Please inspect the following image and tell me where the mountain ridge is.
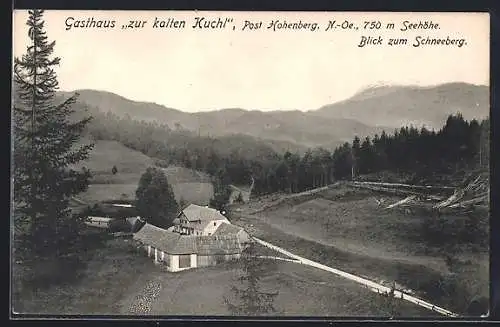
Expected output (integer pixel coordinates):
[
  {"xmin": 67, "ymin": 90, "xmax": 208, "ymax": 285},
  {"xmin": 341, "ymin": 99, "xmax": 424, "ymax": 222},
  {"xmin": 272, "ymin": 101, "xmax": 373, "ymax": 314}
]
[{"xmin": 57, "ymin": 82, "xmax": 489, "ymax": 150}]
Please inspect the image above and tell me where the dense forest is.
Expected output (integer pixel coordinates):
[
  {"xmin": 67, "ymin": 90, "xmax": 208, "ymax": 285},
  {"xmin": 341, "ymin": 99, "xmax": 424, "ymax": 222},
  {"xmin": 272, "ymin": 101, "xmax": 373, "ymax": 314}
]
[{"xmin": 83, "ymin": 107, "xmax": 489, "ymax": 198}]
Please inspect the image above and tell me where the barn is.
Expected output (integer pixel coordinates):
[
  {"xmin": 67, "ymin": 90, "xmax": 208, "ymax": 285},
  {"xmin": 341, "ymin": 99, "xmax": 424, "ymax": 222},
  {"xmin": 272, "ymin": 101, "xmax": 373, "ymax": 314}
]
[{"xmin": 133, "ymin": 222, "xmax": 251, "ymax": 272}]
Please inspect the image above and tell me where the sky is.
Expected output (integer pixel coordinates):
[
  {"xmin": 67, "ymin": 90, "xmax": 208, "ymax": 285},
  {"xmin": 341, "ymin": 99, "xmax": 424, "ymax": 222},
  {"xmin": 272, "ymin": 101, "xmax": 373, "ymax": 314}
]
[{"xmin": 12, "ymin": 10, "xmax": 489, "ymax": 112}]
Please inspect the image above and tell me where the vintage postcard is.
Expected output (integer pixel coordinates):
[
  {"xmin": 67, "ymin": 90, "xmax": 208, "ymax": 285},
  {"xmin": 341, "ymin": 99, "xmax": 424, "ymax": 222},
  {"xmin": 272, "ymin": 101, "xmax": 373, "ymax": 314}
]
[{"xmin": 11, "ymin": 10, "xmax": 490, "ymax": 318}]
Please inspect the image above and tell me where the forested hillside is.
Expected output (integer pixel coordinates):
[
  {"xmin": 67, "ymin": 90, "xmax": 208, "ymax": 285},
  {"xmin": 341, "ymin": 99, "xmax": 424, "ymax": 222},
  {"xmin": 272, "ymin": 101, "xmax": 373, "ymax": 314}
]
[{"xmin": 80, "ymin": 97, "xmax": 489, "ymax": 198}]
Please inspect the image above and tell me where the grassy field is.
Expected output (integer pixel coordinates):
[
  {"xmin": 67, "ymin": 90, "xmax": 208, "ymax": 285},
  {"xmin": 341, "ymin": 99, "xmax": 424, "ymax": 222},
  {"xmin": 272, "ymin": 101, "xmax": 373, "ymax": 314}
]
[
  {"xmin": 12, "ymin": 233, "xmax": 432, "ymax": 317},
  {"xmin": 72, "ymin": 139, "xmax": 155, "ymax": 174},
  {"xmin": 229, "ymin": 183, "xmax": 489, "ymax": 316},
  {"xmin": 73, "ymin": 140, "xmax": 214, "ymax": 206}
]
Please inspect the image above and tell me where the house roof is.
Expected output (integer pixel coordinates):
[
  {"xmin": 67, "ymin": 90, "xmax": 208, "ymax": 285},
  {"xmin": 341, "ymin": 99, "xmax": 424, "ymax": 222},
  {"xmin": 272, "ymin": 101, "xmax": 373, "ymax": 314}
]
[
  {"xmin": 213, "ymin": 223, "xmax": 252, "ymax": 244},
  {"xmin": 213, "ymin": 222, "xmax": 244, "ymax": 235},
  {"xmin": 179, "ymin": 204, "xmax": 229, "ymax": 223},
  {"xmin": 133, "ymin": 223, "xmax": 245, "ymax": 255},
  {"xmin": 134, "ymin": 223, "xmax": 184, "ymax": 252},
  {"xmin": 195, "ymin": 235, "xmax": 243, "ymax": 255},
  {"xmin": 126, "ymin": 217, "xmax": 146, "ymax": 233}
]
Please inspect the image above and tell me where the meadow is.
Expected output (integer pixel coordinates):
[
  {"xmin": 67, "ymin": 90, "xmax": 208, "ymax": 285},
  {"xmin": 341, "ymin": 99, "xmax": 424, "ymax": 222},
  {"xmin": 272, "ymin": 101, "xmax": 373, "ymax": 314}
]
[
  {"xmin": 73, "ymin": 140, "xmax": 214, "ymax": 206},
  {"xmin": 12, "ymin": 234, "xmax": 432, "ymax": 317},
  {"xmin": 229, "ymin": 183, "xmax": 489, "ymax": 315}
]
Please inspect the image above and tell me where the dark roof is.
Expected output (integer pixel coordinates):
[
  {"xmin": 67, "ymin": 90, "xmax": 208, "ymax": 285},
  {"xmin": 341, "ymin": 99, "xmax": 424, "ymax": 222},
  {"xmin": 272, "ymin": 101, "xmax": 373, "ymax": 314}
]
[
  {"xmin": 195, "ymin": 235, "xmax": 243, "ymax": 255},
  {"xmin": 133, "ymin": 223, "xmax": 184, "ymax": 252},
  {"xmin": 133, "ymin": 223, "xmax": 245, "ymax": 255},
  {"xmin": 127, "ymin": 217, "xmax": 146, "ymax": 233},
  {"xmin": 179, "ymin": 204, "xmax": 229, "ymax": 223}
]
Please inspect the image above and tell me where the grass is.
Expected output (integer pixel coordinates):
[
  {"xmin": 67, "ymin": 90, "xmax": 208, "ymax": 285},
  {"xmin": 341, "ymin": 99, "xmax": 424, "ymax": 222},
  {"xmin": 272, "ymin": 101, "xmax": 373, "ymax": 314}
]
[
  {"xmin": 78, "ymin": 182, "xmax": 214, "ymax": 206},
  {"xmin": 229, "ymin": 183, "xmax": 489, "ymax": 316},
  {"xmin": 12, "ymin": 233, "xmax": 432, "ymax": 317},
  {"xmin": 171, "ymin": 182, "xmax": 214, "ymax": 206},
  {"xmin": 12, "ymin": 234, "xmax": 156, "ymax": 315},
  {"xmin": 72, "ymin": 140, "xmax": 214, "ymax": 206},
  {"xmin": 146, "ymin": 260, "xmax": 432, "ymax": 317},
  {"xmin": 72, "ymin": 140, "xmax": 155, "ymax": 174}
]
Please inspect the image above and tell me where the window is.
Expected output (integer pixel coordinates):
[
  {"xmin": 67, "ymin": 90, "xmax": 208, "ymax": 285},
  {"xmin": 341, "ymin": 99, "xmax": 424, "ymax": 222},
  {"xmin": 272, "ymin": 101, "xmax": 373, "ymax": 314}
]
[{"xmin": 214, "ymin": 222, "xmax": 216, "ymax": 226}]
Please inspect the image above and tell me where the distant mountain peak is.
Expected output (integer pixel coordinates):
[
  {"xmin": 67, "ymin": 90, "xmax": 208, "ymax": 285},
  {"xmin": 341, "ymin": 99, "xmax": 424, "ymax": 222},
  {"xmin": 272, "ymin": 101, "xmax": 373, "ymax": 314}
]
[{"xmin": 316, "ymin": 82, "xmax": 488, "ymax": 130}]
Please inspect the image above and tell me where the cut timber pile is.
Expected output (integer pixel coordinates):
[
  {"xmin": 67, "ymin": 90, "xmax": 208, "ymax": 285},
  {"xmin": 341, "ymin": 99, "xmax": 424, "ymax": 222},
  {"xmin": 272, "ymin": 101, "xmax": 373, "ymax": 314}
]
[
  {"xmin": 351, "ymin": 181, "xmax": 450, "ymax": 200},
  {"xmin": 352, "ymin": 172, "xmax": 489, "ymax": 213},
  {"xmin": 434, "ymin": 173, "xmax": 489, "ymax": 211}
]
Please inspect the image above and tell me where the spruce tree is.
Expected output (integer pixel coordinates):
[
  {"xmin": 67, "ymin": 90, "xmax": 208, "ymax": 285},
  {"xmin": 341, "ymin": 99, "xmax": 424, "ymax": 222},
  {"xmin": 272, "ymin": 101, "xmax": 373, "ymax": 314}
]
[
  {"xmin": 224, "ymin": 242, "xmax": 279, "ymax": 315},
  {"xmin": 13, "ymin": 10, "xmax": 94, "ymax": 255}
]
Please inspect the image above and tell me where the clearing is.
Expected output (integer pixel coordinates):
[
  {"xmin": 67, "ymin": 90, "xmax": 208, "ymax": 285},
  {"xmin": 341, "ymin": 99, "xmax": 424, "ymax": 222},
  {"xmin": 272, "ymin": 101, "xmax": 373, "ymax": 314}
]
[
  {"xmin": 229, "ymin": 182, "xmax": 489, "ymax": 315},
  {"xmin": 72, "ymin": 140, "xmax": 214, "ymax": 205},
  {"xmin": 12, "ymin": 234, "xmax": 433, "ymax": 317}
]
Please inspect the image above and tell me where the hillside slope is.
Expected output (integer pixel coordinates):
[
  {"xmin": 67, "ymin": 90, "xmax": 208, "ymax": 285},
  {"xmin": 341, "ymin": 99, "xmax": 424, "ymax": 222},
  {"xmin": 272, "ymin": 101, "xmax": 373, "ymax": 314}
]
[
  {"xmin": 73, "ymin": 140, "xmax": 214, "ymax": 206},
  {"xmin": 58, "ymin": 82, "xmax": 488, "ymax": 149},
  {"xmin": 315, "ymin": 83, "xmax": 489, "ymax": 130},
  {"xmin": 59, "ymin": 89, "xmax": 387, "ymax": 149}
]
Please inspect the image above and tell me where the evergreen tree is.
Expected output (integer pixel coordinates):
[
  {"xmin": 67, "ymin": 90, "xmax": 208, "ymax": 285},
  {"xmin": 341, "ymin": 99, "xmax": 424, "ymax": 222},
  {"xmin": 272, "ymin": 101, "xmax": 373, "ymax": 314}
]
[
  {"xmin": 359, "ymin": 136, "xmax": 373, "ymax": 174},
  {"xmin": 209, "ymin": 168, "xmax": 232, "ymax": 211},
  {"xmin": 351, "ymin": 136, "xmax": 361, "ymax": 179},
  {"xmin": 135, "ymin": 167, "xmax": 179, "ymax": 228},
  {"xmin": 224, "ymin": 242, "xmax": 279, "ymax": 315},
  {"xmin": 13, "ymin": 9, "xmax": 94, "ymax": 255},
  {"xmin": 479, "ymin": 118, "xmax": 490, "ymax": 168}
]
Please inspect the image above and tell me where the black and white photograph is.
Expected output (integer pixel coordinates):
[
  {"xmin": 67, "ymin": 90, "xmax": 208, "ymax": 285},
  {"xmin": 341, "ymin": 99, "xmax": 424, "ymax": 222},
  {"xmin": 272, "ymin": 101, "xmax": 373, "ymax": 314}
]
[{"xmin": 11, "ymin": 10, "xmax": 490, "ymax": 318}]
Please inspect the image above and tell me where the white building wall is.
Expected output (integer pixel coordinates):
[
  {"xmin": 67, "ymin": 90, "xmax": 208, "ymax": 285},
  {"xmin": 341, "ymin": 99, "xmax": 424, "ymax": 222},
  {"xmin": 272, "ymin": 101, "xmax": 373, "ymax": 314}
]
[
  {"xmin": 202, "ymin": 220, "xmax": 228, "ymax": 236},
  {"xmin": 170, "ymin": 255, "xmax": 179, "ymax": 272},
  {"xmin": 190, "ymin": 254, "xmax": 197, "ymax": 268}
]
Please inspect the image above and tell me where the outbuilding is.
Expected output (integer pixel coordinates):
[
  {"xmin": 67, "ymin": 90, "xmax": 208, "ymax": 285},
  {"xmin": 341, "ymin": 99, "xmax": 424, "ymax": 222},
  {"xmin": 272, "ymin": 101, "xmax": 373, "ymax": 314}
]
[{"xmin": 133, "ymin": 222, "xmax": 251, "ymax": 272}]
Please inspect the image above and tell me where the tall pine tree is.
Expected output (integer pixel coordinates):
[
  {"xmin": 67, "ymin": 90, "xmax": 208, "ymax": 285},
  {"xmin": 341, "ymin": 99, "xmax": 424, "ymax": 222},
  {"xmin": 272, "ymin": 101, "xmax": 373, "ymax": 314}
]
[{"xmin": 13, "ymin": 10, "xmax": 94, "ymax": 255}]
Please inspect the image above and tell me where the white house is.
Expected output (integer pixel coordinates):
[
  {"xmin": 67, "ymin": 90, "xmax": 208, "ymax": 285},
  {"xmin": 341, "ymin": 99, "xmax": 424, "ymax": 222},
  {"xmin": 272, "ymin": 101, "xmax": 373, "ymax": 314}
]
[{"xmin": 173, "ymin": 204, "xmax": 230, "ymax": 236}]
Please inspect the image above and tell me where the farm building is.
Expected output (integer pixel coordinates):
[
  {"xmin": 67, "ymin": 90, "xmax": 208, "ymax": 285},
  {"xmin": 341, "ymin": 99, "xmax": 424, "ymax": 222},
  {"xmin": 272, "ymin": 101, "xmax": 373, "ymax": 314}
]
[
  {"xmin": 85, "ymin": 215, "xmax": 145, "ymax": 233},
  {"xmin": 173, "ymin": 204, "xmax": 230, "ymax": 236},
  {"xmin": 133, "ymin": 222, "xmax": 252, "ymax": 272},
  {"xmin": 212, "ymin": 222, "xmax": 252, "ymax": 243},
  {"xmin": 85, "ymin": 216, "xmax": 114, "ymax": 229}
]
